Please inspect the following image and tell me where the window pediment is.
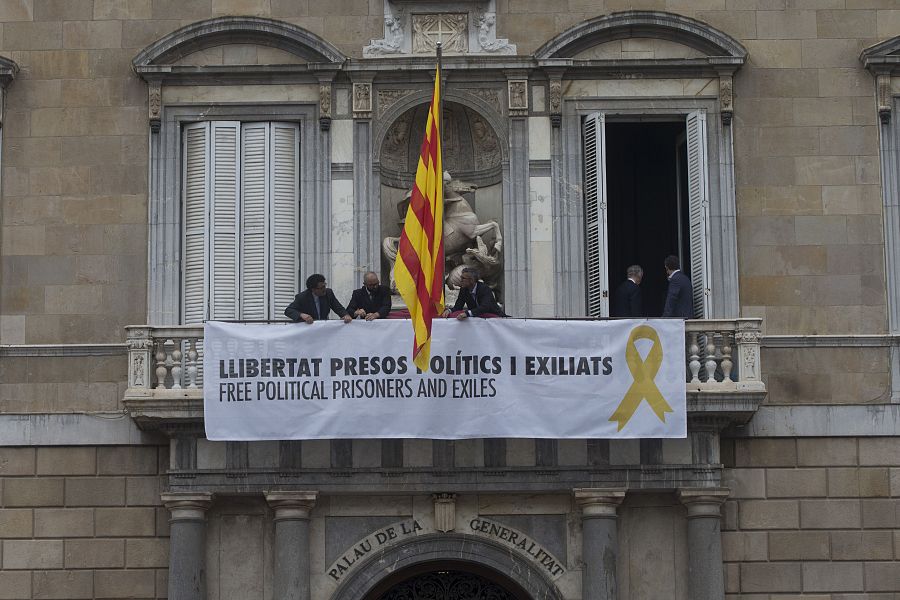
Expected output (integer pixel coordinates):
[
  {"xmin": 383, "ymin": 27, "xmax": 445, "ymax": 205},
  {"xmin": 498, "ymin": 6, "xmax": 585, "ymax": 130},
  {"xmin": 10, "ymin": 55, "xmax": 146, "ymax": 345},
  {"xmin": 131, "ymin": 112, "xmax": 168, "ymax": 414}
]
[
  {"xmin": 535, "ymin": 11, "xmax": 746, "ymax": 73},
  {"xmin": 861, "ymin": 35, "xmax": 900, "ymax": 75},
  {"xmin": 133, "ymin": 16, "xmax": 346, "ymax": 70}
]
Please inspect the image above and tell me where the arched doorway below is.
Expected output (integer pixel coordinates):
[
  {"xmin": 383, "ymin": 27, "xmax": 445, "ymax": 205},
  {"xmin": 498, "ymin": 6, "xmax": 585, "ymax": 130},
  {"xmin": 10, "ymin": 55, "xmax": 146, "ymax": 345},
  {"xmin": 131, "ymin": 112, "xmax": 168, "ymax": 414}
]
[{"xmin": 363, "ymin": 561, "xmax": 529, "ymax": 600}]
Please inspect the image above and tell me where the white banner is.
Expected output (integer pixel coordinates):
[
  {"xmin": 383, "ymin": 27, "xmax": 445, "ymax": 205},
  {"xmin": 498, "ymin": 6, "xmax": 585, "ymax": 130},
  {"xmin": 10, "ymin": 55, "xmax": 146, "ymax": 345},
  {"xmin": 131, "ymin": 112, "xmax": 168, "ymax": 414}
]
[{"xmin": 203, "ymin": 319, "xmax": 686, "ymax": 440}]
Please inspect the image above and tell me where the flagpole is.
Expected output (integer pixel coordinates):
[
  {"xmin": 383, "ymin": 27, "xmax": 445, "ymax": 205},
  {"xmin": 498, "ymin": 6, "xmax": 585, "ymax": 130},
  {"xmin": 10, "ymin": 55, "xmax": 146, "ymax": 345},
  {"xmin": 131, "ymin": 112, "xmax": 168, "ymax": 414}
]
[{"xmin": 436, "ymin": 42, "xmax": 443, "ymax": 155}]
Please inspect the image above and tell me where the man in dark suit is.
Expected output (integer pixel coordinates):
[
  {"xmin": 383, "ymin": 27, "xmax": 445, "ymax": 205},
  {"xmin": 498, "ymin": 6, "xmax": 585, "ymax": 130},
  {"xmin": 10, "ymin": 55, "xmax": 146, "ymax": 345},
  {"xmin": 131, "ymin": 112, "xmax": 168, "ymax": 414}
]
[
  {"xmin": 284, "ymin": 274, "xmax": 352, "ymax": 324},
  {"xmin": 662, "ymin": 255, "xmax": 694, "ymax": 318},
  {"xmin": 346, "ymin": 271, "xmax": 392, "ymax": 320},
  {"xmin": 611, "ymin": 264, "xmax": 643, "ymax": 318},
  {"xmin": 442, "ymin": 267, "xmax": 507, "ymax": 319}
]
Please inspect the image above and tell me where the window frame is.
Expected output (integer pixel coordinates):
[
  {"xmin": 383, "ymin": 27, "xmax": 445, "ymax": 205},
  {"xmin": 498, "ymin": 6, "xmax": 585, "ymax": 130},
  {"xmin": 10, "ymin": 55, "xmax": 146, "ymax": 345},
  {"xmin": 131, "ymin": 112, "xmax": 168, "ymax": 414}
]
[
  {"xmin": 559, "ymin": 96, "xmax": 738, "ymax": 319},
  {"xmin": 148, "ymin": 103, "xmax": 326, "ymax": 325}
]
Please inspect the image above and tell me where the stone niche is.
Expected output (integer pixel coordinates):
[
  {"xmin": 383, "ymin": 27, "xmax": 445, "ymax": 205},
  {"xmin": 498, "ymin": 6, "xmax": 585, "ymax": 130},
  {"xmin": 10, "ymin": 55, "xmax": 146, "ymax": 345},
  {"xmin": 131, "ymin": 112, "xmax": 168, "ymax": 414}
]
[{"xmin": 379, "ymin": 101, "xmax": 504, "ymax": 298}]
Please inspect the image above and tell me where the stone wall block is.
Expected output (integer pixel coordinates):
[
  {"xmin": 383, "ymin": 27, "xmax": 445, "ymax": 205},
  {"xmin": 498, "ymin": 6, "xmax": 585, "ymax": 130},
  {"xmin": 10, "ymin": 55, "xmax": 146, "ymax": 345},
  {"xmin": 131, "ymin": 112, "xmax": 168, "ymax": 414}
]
[
  {"xmin": 0, "ymin": 509, "xmax": 34, "ymax": 538},
  {"xmin": 35, "ymin": 0, "xmax": 94, "ymax": 20},
  {"xmin": 36, "ymin": 447, "xmax": 96, "ymax": 475},
  {"xmin": 94, "ymin": 569, "xmax": 156, "ymax": 599},
  {"xmin": 34, "ymin": 508, "xmax": 94, "ymax": 537},
  {"xmin": 32, "ymin": 570, "xmax": 93, "ymax": 599},
  {"xmin": 98, "ymin": 446, "xmax": 160, "ymax": 475},
  {"xmin": 802, "ymin": 562, "xmax": 864, "ymax": 592},
  {"xmin": 735, "ymin": 439, "xmax": 797, "ymax": 467},
  {"xmin": 861, "ymin": 499, "xmax": 900, "ymax": 528},
  {"xmin": 739, "ymin": 500, "xmax": 800, "ymax": 529},
  {"xmin": 766, "ymin": 468, "xmax": 826, "ymax": 497},
  {"xmin": 797, "ymin": 438, "xmax": 857, "ymax": 466},
  {"xmin": 859, "ymin": 438, "xmax": 900, "ymax": 466},
  {"xmin": 1, "ymin": 21, "xmax": 62, "ymax": 50},
  {"xmin": 65, "ymin": 477, "xmax": 125, "ymax": 506},
  {"xmin": 831, "ymin": 531, "xmax": 894, "ymax": 560},
  {"xmin": 125, "ymin": 538, "xmax": 168, "ymax": 568},
  {"xmin": 768, "ymin": 531, "xmax": 830, "ymax": 560},
  {"xmin": 125, "ymin": 476, "xmax": 165, "ymax": 506},
  {"xmin": 3, "ymin": 478, "xmax": 64, "ymax": 507},
  {"xmin": 62, "ymin": 20, "xmax": 123, "ymax": 49},
  {"xmin": 0, "ymin": 571, "xmax": 32, "ymax": 600},
  {"xmin": 723, "ymin": 468, "xmax": 766, "ymax": 498},
  {"xmin": 722, "ymin": 531, "xmax": 768, "ymax": 561},
  {"xmin": 2, "ymin": 540, "xmax": 63, "ymax": 569},
  {"xmin": 800, "ymin": 499, "xmax": 861, "ymax": 529},
  {"xmin": 890, "ymin": 468, "xmax": 900, "ymax": 496},
  {"xmin": 95, "ymin": 507, "xmax": 156, "ymax": 537},
  {"xmin": 740, "ymin": 562, "xmax": 802, "ymax": 593},
  {"xmin": 64, "ymin": 539, "xmax": 125, "ymax": 568},
  {"xmin": 864, "ymin": 562, "xmax": 900, "ymax": 592},
  {"xmin": 0, "ymin": 448, "xmax": 36, "ymax": 475}
]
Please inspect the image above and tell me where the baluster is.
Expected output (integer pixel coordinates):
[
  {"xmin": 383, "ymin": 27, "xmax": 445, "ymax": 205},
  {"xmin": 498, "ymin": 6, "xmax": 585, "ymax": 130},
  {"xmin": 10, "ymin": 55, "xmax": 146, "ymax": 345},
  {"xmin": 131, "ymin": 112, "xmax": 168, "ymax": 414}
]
[
  {"xmin": 170, "ymin": 341, "xmax": 183, "ymax": 389},
  {"xmin": 688, "ymin": 331, "xmax": 701, "ymax": 383},
  {"xmin": 720, "ymin": 332, "xmax": 733, "ymax": 382},
  {"xmin": 185, "ymin": 338, "xmax": 199, "ymax": 389},
  {"xmin": 704, "ymin": 331, "xmax": 717, "ymax": 383},
  {"xmin": 155, "ymin": 340, "xmax": 168, "ymax": 389}
]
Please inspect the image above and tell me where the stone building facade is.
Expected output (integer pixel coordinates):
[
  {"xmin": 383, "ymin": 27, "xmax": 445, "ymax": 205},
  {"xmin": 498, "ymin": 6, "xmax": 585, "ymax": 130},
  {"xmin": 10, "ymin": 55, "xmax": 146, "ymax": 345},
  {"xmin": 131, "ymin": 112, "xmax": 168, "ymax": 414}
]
[{"xmin": 0, "ymin": 1, "xmax": 899, "ymax": 599}]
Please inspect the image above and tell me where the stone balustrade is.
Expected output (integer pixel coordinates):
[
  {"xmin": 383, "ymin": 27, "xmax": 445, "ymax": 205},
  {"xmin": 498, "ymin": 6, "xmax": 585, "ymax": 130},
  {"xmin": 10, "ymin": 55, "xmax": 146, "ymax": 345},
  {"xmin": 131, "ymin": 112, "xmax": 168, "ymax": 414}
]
[{"xmin": 125, "ymin": 318, "xmax": 764, "ymax": 394}]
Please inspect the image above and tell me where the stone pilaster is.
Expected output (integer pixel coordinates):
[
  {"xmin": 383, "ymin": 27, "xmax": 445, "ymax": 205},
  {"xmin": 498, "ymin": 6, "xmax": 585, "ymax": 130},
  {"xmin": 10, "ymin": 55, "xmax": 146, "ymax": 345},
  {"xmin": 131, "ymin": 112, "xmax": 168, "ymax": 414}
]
[
  {"xmin": 574, "ymin": 488, "xmax": 626, "ymax": 600},
  {"xmin": 678, "ymin": 488, "xmax": 730, "ymax": 600},
  {"xmin": 162, "ymin": 492, "xmax": 213, "ymax": 600},
  {"xmin": 265, "ymin": 491, "xmax": 318, "ymax": 600}
]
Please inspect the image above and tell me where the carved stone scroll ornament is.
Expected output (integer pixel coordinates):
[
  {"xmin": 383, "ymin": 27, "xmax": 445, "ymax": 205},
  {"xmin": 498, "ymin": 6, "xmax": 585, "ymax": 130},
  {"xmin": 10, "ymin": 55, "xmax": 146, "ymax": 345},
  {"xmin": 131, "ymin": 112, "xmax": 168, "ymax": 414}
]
[
  {"xmin": 877, "ymin": 74, "xmax": 891, "ymax": 124},
  {"xmin": 319, "ymin": 82, "xmax": 332, "ymax": 130},
  {"xmin": 719, "ymin": 75, "xmax": 733, "ymax": 125},
  {"xmin": 476, "ymin": 12, "xmax": 515, "ymax": 55},
  {"xmin": 363, "ymin": 13, "xmax": 405, "ymax": 57},
  {"xmin": 148, "ymin": 82, "xmax": 161, "ymax": 133},
  {"xmin": 549, "ymin": 78, "xmax": 561, "ymax": 127}
]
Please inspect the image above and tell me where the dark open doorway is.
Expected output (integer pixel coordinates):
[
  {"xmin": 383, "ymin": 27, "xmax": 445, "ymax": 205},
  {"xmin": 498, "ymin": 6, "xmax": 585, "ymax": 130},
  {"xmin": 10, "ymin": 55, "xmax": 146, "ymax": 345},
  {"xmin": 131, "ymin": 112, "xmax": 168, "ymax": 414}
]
[
  {"xmin": 605, "ymin": 120, "xmax": 690, "ymax": 317},
  {"xmin": 365, "ymin": 562, "xmax": 529, "ymax": 600}
]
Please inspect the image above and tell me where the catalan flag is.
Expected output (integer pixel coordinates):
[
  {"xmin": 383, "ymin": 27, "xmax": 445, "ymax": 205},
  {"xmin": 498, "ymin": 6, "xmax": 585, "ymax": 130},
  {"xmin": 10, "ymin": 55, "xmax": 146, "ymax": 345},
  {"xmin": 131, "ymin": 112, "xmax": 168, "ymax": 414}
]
[{"xmin": 394, "ymin": 66, "xmax": 444, "ymax": 372}]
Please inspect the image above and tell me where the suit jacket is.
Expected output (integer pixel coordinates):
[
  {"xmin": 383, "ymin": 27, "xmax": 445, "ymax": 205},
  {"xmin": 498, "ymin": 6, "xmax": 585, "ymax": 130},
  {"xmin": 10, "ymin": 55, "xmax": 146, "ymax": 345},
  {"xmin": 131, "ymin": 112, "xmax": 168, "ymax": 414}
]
[
  {"xmin": 451, "ymin": 282, "xmax": 507, "ymax": 317},
  {"xmin": 284, "ymin": 288, "xmax": 348, "ymax": 321},
  {"xmin": 611, "ymin": 279, "xmax": 642, "ymax": 318},
  {"xmin": 346, "ymin": 285, "xmax": 392, "ymax": 319},
  {"xmin": 662, "ymin": 270, "xmax": 694, "ymax": 318}
]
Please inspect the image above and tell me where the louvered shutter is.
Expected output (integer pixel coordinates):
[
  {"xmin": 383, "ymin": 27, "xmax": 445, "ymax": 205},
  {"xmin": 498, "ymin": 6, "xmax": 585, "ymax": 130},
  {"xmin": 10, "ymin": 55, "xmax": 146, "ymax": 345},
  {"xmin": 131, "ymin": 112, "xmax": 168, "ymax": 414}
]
[
  {"xmin": 210, "ymin": 122, "xmax": 240, "ymax": 320},
  {"xmin": 182, "ymin": 122, "xmax": 209, "ymax": 324},
  {"xmin": 240, "ymin": 122, "xmax": 270, "ymax": 320},
  {"xmin": 686, "ymin": 110, "xmax": 711, "ymax": 319},
  {"xmin": 583, "ymin": 112, "xmax": 610, "ymax": 317},
  {"xmin": 269, "ymin": 123, "xmax": 300, "ymax": 320}
]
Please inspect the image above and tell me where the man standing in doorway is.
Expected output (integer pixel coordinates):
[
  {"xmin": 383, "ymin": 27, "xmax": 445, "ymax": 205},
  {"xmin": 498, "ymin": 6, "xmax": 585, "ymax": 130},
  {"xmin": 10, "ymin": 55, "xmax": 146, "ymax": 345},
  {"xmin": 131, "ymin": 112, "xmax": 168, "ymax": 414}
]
[
  {"xmin": 284, "ymin": 274, "xmax": 353, "ymax": 324},
  {"xmin": 662, "ymin": 255, "xmax": 693, "ymax": 318},
  {"xmin": 611, "ymin": 264, "xmax": 643, "ymax": 318},
  {"xmin": 347, "ymin": 271, "xmax": 392, "ymax": 320}
]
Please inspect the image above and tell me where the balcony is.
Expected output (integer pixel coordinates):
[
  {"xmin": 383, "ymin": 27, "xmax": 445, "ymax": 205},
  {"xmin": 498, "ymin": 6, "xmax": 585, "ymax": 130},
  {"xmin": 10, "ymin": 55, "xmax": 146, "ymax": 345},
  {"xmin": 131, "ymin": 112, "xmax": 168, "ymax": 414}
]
[{"xmin": 123, "ymin": 318, "xmax": 766, "ymax": 431}]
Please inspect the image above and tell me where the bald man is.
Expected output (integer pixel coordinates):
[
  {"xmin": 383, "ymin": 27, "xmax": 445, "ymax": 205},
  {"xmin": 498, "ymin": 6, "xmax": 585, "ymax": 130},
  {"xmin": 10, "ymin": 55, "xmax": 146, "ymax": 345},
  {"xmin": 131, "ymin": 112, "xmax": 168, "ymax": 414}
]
[{"xmin": 346, "ymin": 272, "xmax": 392, "ymax": 320}]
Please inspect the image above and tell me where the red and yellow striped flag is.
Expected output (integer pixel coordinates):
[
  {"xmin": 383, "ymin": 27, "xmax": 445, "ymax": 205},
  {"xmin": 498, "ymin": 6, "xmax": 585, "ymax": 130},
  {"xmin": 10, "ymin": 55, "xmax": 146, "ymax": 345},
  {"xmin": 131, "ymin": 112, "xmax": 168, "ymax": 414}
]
[{"xmin": 395, "ymin": 68, "xmax": 444, "ymax": 372}]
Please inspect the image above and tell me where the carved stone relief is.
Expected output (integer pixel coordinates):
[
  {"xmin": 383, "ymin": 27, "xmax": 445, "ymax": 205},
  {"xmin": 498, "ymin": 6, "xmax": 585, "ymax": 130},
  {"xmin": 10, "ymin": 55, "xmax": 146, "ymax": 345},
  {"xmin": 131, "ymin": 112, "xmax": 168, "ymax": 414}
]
[
  {"xmin": 353, "ymin": 83, "xmax": 372, "ymax": 116},
  {"xmin": 475, "ymin": 11, "xmax": 515, "ymax": 54},
  {"xmin": 508, "ymin": 80, "xmax": 528, "ymax": 116},
  {"xmin": 877, "ymin": 74, "xmax": 891, "ymax": 124},
  {"xmin": 459, "ymin": 87, "xmax": 502, "ymax": 114},
  {"xmin": 378, "ymin": 88, "xmax": 417, "ymax": 118},
  {"xmin": 364, "ymin": 12, "xmax": 406, "ymax": 57},
  {"xmin": 470, "ymin": 112, "xmax": 500, "ymax": 171},
  {"xmin": 719, "ymin": 75, "xmax": 733, "ymax": 125},
  {"xmin": 381, "ymin": 112, "xmax": 413, "ymax": 172},
  {"xmin": 148, "ymin": 81, "xmax": 161, "ymax": 132},
  {"xmin": 412, "ymin": 13, "xmax": 468, "ymax": 54}
]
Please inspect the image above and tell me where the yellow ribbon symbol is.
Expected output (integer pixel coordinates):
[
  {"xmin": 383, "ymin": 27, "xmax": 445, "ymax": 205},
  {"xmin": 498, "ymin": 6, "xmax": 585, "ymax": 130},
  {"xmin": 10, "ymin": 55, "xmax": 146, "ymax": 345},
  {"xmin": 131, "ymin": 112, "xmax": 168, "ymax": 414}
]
[{"xmin": 609, "ymin": 325, "xmax": 673, "ymax": 431}]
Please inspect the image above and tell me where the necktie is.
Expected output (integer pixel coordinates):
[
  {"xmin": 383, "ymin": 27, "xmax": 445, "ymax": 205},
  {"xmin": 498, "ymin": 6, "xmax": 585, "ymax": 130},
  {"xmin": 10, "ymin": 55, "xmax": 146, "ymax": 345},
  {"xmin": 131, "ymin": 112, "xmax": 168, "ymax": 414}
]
[{"xmin": 315, "ymin": 296, "xmax": 321, "ymax": 319}]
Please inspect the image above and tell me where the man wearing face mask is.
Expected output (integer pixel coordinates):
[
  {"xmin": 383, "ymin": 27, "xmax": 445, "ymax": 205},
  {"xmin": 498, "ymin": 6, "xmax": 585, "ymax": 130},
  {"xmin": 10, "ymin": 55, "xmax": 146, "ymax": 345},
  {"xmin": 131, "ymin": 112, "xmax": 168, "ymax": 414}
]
[{"xmin": 284, "ymin": 274, "xmax": 353, "ymax": 324}]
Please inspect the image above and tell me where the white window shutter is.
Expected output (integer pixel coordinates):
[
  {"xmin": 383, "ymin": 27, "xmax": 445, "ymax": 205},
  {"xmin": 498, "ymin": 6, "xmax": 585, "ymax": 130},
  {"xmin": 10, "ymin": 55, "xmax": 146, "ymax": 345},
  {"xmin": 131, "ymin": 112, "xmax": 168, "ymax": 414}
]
[
  {"xmin": 182, "ymin": 122, "xmax": 209, "ymax": 324},
  {"xmin": 240, "ymin": 122, "xmax": 270, "ymax": 320},
  {"xmin": 269, "ymin": 122, "xmax": 300, "ymax": 320},
  {"xmin": 686, "ymin": 110, "xmax": 711, "ymax": 319},
  {"xmin": 583, "ymin": 112, "xmax": 609, "ymax": 317},
  {"xmin": 210, "ymin": 122, "xmax": 241, "ymax": 320}
]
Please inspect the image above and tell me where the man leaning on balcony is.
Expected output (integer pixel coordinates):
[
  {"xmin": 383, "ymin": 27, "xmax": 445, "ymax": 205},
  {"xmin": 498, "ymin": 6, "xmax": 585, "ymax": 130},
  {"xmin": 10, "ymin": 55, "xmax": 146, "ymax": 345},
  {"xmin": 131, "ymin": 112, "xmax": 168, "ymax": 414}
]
[
  {"xmin": 347, "ymin": 271, "xmax": 392, "ymax": 321},
  {"xmin": 285, "ymin": 274, "xmax": 353, "ymax": 324}
]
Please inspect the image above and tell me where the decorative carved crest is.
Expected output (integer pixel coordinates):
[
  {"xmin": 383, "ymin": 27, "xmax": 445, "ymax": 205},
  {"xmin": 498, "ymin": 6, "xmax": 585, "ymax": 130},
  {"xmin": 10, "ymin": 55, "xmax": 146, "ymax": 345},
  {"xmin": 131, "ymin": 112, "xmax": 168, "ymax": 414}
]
[
  {"xmin": 412, "ymin": 13, "xmax": 468, "ymax": 54},
  {"xmin": 378, "ymin": 88, "xmax": 417, "ymax": 118}
]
